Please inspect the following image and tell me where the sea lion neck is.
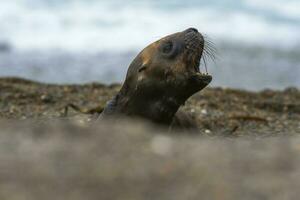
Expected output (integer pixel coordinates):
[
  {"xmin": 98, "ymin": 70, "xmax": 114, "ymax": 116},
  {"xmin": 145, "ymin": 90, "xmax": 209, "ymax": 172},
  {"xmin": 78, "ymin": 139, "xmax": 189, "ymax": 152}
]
[{"xmin": 112, "ymin": 85, "xmax": 183, "ymax": 125}]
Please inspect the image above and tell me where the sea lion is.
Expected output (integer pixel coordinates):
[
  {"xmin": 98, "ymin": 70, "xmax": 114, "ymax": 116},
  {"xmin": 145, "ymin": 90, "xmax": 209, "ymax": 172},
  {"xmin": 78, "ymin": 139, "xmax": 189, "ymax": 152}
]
[{"xmin": 100, "ymin": 28, "xmax": 212, "ymax": 128}]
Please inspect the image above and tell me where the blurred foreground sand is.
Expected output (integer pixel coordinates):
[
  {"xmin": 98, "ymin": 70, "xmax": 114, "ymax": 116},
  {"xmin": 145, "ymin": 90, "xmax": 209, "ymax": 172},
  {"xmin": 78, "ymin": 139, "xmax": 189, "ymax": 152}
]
[{"xmin": 0, "ymin": 120, "xmax": 300, "ymax": 200}]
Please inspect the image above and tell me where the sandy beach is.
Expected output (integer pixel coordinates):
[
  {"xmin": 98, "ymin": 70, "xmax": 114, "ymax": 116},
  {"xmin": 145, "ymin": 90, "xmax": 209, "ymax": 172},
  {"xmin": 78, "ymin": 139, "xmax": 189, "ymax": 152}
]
[
  {"xmin": 1, "ymin": 77, "xmax": 299, "ymax": 136},
  {"xmin": 0, "ymin": 77, "xmax": 300, "ymax": 199}
]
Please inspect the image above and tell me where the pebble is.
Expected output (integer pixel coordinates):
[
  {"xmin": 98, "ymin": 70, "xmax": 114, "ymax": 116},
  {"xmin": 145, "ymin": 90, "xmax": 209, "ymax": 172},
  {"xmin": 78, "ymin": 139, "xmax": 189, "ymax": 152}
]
[
  {"xmin": 40, "ymin": 94, "xmax": 53, "ymax": 103},
  {"xmin": 205, "ymin": 129, "xmax": 211, "ymax": 134},
  {"xmin": 201, "ymin": 109, "xmax": 207, "ymax": 115}
]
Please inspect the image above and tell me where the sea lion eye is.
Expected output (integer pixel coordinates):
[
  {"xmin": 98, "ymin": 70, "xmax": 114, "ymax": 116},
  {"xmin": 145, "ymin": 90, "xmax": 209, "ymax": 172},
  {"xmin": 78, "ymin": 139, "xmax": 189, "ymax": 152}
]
[{"xmin": 162, "ymin": 41, "xmax": 173, "ymax": 54}]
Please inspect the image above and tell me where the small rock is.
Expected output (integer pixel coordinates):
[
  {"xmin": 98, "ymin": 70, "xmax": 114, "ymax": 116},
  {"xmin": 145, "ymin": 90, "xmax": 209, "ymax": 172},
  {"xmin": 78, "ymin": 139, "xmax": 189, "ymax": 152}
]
[
  {"xmin": 201, "ymin": 109, "xmax": 207, "ymax": 115},
  {"xmin": 205, "ymin": 129, "xmax": 211, "ymax": 134},
  {"xmin": 40, "ymin": 94, "xmax": 53, "ymax": 103}
]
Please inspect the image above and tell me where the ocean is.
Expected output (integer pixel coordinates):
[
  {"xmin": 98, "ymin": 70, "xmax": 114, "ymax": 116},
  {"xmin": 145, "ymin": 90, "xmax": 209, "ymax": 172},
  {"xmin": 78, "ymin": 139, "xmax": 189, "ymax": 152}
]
[{"xmin": 0, "ymin": 0, "xmax": 299, "ymax": 90}]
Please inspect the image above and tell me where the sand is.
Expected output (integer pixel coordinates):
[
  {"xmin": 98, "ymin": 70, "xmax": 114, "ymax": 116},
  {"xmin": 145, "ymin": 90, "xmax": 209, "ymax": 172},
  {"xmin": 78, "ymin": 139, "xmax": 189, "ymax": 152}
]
[
  {"xmin": 0, "ymin": 77, "xmax": 299, "ymax": 200},
  {"xmin": 0, "ymin": 77, "xmax": 299, "ymax": 136}
]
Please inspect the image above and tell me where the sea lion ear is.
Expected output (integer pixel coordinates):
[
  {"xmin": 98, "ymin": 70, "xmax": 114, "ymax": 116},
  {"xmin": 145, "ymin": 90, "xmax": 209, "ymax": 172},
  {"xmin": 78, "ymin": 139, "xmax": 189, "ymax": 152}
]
[
  {"xmin": 138, "ymin": 63, "xmax": 147, "ymax": 73},
  {"xmin": 137, "ymin": 63, "xmax": 148, "ymax": 82}
]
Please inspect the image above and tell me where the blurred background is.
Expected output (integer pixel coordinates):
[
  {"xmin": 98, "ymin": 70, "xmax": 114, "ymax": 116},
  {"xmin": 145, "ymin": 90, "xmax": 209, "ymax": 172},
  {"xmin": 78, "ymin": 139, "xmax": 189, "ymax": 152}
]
[{"xmin": 0, "ymin": 0, "xmax": 299, "ymax": 90}]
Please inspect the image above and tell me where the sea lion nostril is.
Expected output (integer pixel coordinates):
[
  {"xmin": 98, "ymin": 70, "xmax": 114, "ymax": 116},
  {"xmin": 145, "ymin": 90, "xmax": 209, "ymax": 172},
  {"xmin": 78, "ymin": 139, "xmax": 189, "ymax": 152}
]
[{"xmin": 186, "ymin": 28, "xmax": 198, "ymax": 33}]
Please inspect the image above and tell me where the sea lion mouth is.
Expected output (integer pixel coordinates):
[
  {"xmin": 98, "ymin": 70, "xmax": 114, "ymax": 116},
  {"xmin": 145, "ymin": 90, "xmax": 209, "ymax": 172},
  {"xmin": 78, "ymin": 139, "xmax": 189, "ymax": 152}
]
[{"xmin": 183, "ymin": 28, "xmax": 213, "ymax": 84}]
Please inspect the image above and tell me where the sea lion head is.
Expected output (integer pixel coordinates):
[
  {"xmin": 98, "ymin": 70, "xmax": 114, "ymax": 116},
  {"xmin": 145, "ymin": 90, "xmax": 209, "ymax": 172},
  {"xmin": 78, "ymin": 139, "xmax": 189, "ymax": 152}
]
[{"xmin": 106, "ymin": 28, "xmax": 213, "ymax": 125}]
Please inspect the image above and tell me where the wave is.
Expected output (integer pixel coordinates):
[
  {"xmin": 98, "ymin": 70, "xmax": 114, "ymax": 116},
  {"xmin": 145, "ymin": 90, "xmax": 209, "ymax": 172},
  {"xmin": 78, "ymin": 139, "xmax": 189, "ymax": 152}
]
[
  {"xmin": 245, "ymin": 0, "xmax": 300, "ymax": 19},
  {"xmin": 0, "ymin": 0, "xmax": 299, "ymax": 51}
]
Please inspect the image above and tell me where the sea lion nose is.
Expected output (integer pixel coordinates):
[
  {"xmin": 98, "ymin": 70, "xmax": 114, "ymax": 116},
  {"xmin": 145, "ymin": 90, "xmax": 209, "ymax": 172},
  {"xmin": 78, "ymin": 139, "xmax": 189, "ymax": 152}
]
[{"xmin": 186, "ymin": 28, "xmax": 198, "ymax": 33}]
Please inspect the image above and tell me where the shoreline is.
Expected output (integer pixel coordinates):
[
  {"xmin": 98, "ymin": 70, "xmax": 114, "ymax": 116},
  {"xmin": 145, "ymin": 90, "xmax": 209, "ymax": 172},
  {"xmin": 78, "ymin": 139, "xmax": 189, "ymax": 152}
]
[{"xmin": 0, "ymin": 77, "xmax": 299, "ymax": 136}]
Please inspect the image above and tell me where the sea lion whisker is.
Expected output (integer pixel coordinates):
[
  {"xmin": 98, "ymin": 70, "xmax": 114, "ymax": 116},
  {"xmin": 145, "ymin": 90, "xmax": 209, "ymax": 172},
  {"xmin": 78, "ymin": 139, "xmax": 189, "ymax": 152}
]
[
  {"xmin": 207, "ymin": 51, "xmax": 217, "ymax": 62},
  {"xmin": 206, "ymin": 46, "xmax": 217, "ymax": 56},
  {"xmin": 203, "ymin": 41, "xmax": 219, "ymax": 62},
  {"xmin": 203, "ymin": 48, "xmax": 216, "ymax": 62},
  {"xmin": 201, "ymin": 46, "xmax": 218, "ymax": 72},
  {"xmin": 205, "ymin": 39, "xmax": 216, "ymax": 48},
  {"xmin": 204, "ymin": 42, "xmax": 217, "ymax": 55},
  {"xmin": 203, "ymin": 35, "xmax": 216, "ymax": 45},
  {"xmin": 203, "ymin": 37, "xmax": 217, "ymax": 54},
  {"xmin": 203, "ymin": 47, "xmax": 214, "ymax": 58},
  {"xmin": 204, "ymin": 39, "xmax": 214, "ymax": 46},
  {"xmin": 202, "ymin": 50, "xmax": 217, "ymax": 68},
  {"xmin": 202, "ymin": 54, "xmax": 208, "ymax": 73}
]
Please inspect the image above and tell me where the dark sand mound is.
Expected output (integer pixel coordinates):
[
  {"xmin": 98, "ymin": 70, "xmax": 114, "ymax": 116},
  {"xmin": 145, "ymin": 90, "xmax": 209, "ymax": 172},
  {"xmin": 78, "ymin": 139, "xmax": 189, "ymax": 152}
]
[{"xmin": 0, "ymin": 120, "xmax": 300, "ymax": 200}]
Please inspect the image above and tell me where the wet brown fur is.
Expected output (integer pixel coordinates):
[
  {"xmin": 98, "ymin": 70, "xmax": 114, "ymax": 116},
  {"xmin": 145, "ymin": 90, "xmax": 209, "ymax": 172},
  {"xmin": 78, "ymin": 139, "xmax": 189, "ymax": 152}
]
[{"xmin": 100, "ymin": 28, "xmax": 212, "ymax": 129}]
